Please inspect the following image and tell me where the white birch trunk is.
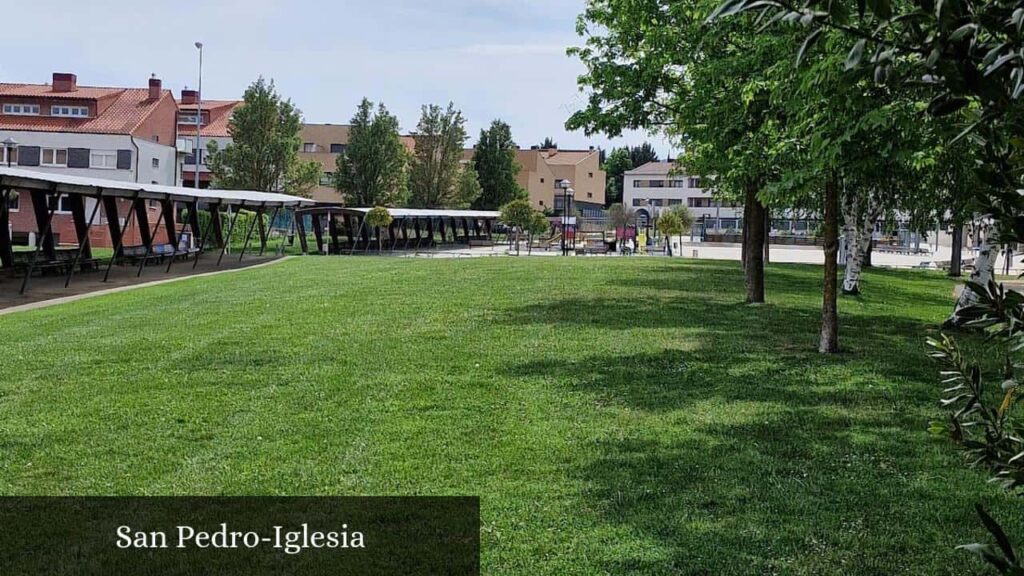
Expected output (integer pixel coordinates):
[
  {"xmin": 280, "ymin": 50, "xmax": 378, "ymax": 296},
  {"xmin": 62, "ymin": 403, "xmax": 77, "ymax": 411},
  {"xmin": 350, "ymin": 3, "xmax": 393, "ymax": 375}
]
[{"xmin": 946, "ymin": 224, "xmax": 997, "ymax": 326}]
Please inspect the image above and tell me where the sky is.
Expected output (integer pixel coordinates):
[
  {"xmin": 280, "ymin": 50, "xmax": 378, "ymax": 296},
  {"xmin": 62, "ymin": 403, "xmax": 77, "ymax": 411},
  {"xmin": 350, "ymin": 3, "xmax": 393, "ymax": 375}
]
[{"xmin": 1, "ymin": 0, "xmax": 677, "ymax": 156}]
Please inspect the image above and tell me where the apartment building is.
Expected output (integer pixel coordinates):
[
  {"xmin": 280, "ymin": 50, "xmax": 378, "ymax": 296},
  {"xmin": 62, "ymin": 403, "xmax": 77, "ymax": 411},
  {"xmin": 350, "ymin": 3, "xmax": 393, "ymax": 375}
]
[
  {"xmin": 460, "ymin": 146, "xmax": 607, "ymax": 214},
  {"xmin": 298, "ymin": 123, "xmax": 417, "ymax": 204},
  {"xmin": 0, "ymin": 72, "xmax": 182, "ymax": 247},
  {"xmin": 177, "ymin": 91, "xmax": 242, "ymax": 189},
  {"xmin": 624, "ymin": 161, "xmax": 741, "ymax": 229}
]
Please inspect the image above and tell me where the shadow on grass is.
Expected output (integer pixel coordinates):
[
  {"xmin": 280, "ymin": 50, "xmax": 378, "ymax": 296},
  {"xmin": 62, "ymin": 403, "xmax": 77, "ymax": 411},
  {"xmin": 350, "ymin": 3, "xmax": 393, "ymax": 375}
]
[{"xmin": 497, "ymin": 273, "xmax": 980, "ymax": 573}]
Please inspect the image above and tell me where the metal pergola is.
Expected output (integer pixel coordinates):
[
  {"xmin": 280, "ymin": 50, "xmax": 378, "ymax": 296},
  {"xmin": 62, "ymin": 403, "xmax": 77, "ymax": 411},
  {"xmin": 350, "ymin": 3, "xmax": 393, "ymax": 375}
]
[
  {"xmin": 0, "ymin": 166, "xmax": 315, "ymax": 294},
  {"xmin": 294, "ymin": 206, "xmax": 500, "ymax": 255}
]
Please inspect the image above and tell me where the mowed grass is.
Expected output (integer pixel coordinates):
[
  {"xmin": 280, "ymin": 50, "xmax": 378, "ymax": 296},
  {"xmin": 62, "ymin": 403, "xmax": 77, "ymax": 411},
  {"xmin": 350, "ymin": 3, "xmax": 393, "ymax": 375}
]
[{"xmin": 0, "ymin": 256, "xmax": 1018, "ymax": 575}]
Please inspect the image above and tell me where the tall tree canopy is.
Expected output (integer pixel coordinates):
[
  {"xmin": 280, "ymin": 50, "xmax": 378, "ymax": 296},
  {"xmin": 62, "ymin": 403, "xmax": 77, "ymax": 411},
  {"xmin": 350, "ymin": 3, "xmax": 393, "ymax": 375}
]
[
  {"xmin": 333, "ymin": 98, "xmax": 409, "ymax": 207},
  {"xmin": 409, "ymin": 103, "xmax": 469, "ymax": 208},
  {"xmin": 471, "ymin": 120, "xmax": 525, "ymax": 210},
  {"xmin": 602, "ymin": 147, "xmax": 633, "ymax": 206},
  {"xmin": 538, "ymin": 137, "xmax": 558, "ymax": 149},
  {"xmin": 205, "ymin": 77, "xmax": 319, "ymax": 196}
]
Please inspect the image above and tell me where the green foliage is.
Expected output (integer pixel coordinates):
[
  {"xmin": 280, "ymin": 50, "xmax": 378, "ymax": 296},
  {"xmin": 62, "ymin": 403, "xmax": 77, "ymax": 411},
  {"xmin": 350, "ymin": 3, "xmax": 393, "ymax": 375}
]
[
  {"xmin": 364, "ymin": 206, "xmax": 393, "ymax": 229},
  {"xmin": 526, "ymin": 210, "xmax": 550, "ymax": 237},
  {"xmin": 657, "ymin": 210, "xmax": 685, "ymax": 237},
  {"xmin": 499, "ymin": 199, "xmax": 534, "ymax": 230},
  {"xmin": 205, "ymin": 77, "xmax": 305, "ymax": 193},
  {"xmin": 454, "ymin": 163, "xmax": 483, "ymax": 209},
  {"xmin": 471, "ymin": 120, "xmax": 524, "ymax": 210},
  {"xmin": 285, "ymin": 159, "xmax": 323, "ymax": 199},
  {"xmin": 959, "ymin": 505, "xmax": 1023, "ymax": 574},
  {"xmin": 409, "ymin": 102, "xmax": 469, "ymax": 208},
  {"xmin": 500, "ymin": 198, "xmax": 534, "ymax": 255},
  {"xmin": 601, "ymin": 148, "xmax": 633, "ymax": 206},
  {"xmin": 928, "ymin": 282, "xmax": 1024, "ymax": 490},
  {"xmin": 668, "ymin": 204, "xmax": 696, "ymax": 232},
  {"xmin": 606, "ymin": 203, "xmax": 636, "ymax": 231},
  {"xmin": 333, "ymin": 98, "xmax": 409, "ymax": 207},
  {"xmin": 538, "ymin": 137, "xmax": 558, "ymax": 149},
  {"xmin": 629, "ymin": 143, "xmax": 659, "ymax": 167}
]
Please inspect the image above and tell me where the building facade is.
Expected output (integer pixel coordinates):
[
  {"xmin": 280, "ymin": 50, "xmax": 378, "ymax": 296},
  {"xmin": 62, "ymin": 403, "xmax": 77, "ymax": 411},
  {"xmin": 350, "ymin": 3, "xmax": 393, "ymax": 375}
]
[
  {"xmin": 1, "ymin": 73, "xmax": 182, "ymax": 247},
  {"xmin": 177, "ymin": 91, "xmax": 242, "ymax": 189},
  {"xmin": 298, "ymin": 123, "xmax": 417, "ymax": 204},
  {"xmin": 624, "ymin": 161, "xmax": 741, "ymax": 230}
]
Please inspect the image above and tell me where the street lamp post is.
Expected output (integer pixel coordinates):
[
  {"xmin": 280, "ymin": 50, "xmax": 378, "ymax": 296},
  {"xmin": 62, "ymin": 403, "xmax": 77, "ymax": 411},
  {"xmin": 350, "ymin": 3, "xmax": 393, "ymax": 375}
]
[
  {"xmin": 557, "ymin": 179, "xmax": 571, "ymax": 256},
  {"xmin": 2, "ymin": 137, "xmax": 17, "ymax": 168},
  {"xmin": 194, "ymin": 41, "xmax": 204, "ymax": 190},
  {"xmin": 563, "ymin": 187, "xmax": 575, "ymax": 256}
]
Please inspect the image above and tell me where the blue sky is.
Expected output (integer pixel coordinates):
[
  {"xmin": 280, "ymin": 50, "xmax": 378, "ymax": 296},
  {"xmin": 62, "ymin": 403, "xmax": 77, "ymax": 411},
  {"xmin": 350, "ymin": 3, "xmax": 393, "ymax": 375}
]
[{"xmin": 1, "ymin": 0, "xmax": 676, "ymax": 156}]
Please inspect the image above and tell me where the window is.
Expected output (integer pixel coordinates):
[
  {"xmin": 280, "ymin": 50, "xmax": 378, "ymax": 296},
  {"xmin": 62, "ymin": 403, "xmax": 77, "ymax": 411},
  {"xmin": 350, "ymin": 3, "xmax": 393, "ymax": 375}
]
[
  {"xmin": 670, "ymin": 180, "xmax": 686, "ymax": 188},
  {"xmin": 1, "ymin": 147, "xmax": 16, "ymax": 165},
  {"xmin": 540, "ymin": 178, "xmax": 545, "ymax": 184},
  {"xmin": 49, "ymin": 195, "xmax": 74, "ymax": 214},
  {"xmin": 587, "ymin": 192, "xmax": 593, "ymax": 198},
  {"xmin": 177, "ymin": 112, "xmax": 202, "ymax": 125},
  {"xmin": 41, "ymin": 148, "xmax": 68, "ymax": 167},
  {"xmin": 668, "ymin": 199, "xmax": 682, "ymax": 206},
  {"xmin": 632, "ymin": 198, "xmax": 644, "ymax": 206},
  {"xmin": 152, "ymin": 136, "xmax": 160, "ymax": 143},
  {"xmin": 90, "ymin": 150, "xmax": 117, "ymax": 169},
  {"xmin": 329, "ymin": 143, "xmax": 346, "ymax": 154},
  {"xmin": 588, "ymin": 172, "xmax": 594, "ymax": 178},
  {"xmin": 687, "ymin": 198, "xmax": 715, "ymax": 208},
  {"xmin": 688, "ymin": 177, "xmax": 701, "ymax": 188},
  {"xmin": 303, "ymin": 143, "xmax": 317, "ymax": 152},
  {"xmin": 151, "ymin": 158, "xmax": 160, "ymax": 169},
  {"xmin": 50, "ymin": 105, "xmax": 89, "ymax": 117},
  {"xmin": 7, "ymin": 191, "xmax": 20, "ymax": 211},
  {"xmin": 320, "ymin": 172, "xmax": 334, "ymax": 186},
  {"xmin": 2, "ymin": 103, "xmax": 40, "ymax": 115}
]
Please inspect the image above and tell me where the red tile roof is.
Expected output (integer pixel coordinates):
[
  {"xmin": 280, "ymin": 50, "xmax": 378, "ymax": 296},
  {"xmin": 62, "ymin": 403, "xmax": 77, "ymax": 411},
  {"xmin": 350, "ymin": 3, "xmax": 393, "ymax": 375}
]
[
  {"xmin": 0, "ymin": 84, "xmax": 174, "ymax": 135},
  {"xmin": 176, "ymin": 100, "xmax": 242, "ymax": 138}
]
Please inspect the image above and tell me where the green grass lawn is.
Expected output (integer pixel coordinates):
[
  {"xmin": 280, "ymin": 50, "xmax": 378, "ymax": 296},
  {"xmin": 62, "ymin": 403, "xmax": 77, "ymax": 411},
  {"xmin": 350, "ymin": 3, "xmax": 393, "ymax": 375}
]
[{"xmin": 0, "ymin": 257, "xmax": 1017, "ymax": 575}]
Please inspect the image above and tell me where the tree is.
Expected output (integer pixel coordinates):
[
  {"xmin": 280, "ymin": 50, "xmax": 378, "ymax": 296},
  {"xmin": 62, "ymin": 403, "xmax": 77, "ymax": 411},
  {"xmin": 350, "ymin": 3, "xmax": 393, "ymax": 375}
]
[
  {"xmin": 538, "ymin": 137, "xmax": 558, "ymax": 149},
  {"xmin": 657, "ymin": 210, "xmax": 686, "ymax": 256},
  {"xmin": 602, "ymin": 148, "xmax": 633, "ymax": 206},
  {"xmin": 454, "ymin": 163, "xmax": 483, "ymax": 209},
  {"xmin": 567, "ymin": 1, "xmax": 795, "ymax": 305},
  {"xmin": 471, "ymin": 121, "xmax": 525, "ymax": 209},
  {"xmin": 285, "ymin": 160, "xmax": 323, "ymax": 199},
  {"xmin": 606, "ymin": 203, "xmax": 637, "ymax": 235},
  {"xmin": 333, "ymin": 98, "xmax": 409, "ymax": 207},
  {"xmin": 525, "ymin": 210, "xmax": 550, "ymax": 255},
  {"xmin": 409, "ymin": 103, "xmax": 469, "ymax": 208},
  {"xmin": 205, "ymin": 77, "xmax": 317, "ymax": 194},
  {"xmin": 657, "ymin": 205, "xmax": 695, "ymax": 256},
  {"xmin": 365, "ymin": 206, "xmax": 393, "ymax": 252},
  {"xmin": 499, "ymin": 199, "xmax": 534, "ymax": 255},
  {"xmin": 630, "ymin": 143, "xmax": 659, "ymax": 168}
]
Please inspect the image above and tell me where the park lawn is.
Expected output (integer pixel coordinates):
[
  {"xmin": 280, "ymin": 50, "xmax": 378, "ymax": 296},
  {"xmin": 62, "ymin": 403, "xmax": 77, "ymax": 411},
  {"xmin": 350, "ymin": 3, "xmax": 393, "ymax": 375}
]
[{"xmin": 0, "ymin": 256, "xmax": 1017, "ymax": 575}]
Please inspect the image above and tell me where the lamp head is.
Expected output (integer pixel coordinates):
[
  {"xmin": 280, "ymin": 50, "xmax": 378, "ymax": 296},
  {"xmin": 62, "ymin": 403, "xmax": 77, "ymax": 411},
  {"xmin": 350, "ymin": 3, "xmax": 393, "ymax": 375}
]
[{"xmin": 195, "ymin": 42, "xmax": 203, "ymax": 50}]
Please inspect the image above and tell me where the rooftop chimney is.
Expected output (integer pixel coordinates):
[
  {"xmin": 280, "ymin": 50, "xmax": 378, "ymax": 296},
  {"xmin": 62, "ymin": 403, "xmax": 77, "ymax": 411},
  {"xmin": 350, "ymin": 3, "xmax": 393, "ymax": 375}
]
[
  {"xmin": 148, "ymin": 75, "xmax": 162, "ymax": 100},
  {"xmin": 180, "ymin": 89, "xmax": 198, "ymax": 106},
  {"xmin": 52, "ymin": 73, "xmax": 77, "ymax": 93}
]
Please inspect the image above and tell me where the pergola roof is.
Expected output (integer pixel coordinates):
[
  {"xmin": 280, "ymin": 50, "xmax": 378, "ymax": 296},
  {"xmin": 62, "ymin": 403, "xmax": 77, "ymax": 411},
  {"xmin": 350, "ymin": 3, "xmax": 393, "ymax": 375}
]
[
  {"xmin": 0, "ymin": 166, "xmax": 315, "ymax": 207},
  {"xmin": 297, "ymin": 206, "xmax": 500, "ymax": 218}
]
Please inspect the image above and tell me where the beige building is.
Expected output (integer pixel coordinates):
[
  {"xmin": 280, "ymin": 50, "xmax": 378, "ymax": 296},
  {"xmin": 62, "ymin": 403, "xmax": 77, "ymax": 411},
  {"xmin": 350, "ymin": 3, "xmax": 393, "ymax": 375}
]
[
  {"xmin": 465, "ymin": 146, "xmax": 606, "ymax": 213},
  {"xmin": 298, "ymin": 123, "xmax": 415, "ymax": 204}
]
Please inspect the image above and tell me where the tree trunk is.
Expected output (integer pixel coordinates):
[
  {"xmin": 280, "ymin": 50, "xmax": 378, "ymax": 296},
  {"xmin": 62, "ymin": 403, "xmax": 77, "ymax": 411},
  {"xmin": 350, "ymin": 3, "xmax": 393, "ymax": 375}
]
[
  {"xmin": 946, "ymin": 225, "xmax": 996, "ymax": 327},
  {"xmin": 949, "ymin": 224, "xmax": 963, "ymax": 277},
  {"xmin": 743, "ymin": 182, "xmax": 766, "ymax": 304},
  {"xmin": 820, "ymin": 176, "xmax": 840, "ymax": 354}
]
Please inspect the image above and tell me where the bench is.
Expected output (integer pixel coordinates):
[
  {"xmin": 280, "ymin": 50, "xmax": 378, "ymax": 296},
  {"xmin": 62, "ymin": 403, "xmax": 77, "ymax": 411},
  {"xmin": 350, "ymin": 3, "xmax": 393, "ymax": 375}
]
[{"xmin": 468, "ymin": 238, "xmax": 494, "ymax": 247}]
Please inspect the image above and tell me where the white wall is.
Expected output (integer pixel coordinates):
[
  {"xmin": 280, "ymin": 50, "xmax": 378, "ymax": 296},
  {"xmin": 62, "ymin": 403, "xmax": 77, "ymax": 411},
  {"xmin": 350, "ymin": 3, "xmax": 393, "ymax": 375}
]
[
  {"xmin": 623, "ymin": 171, "xmax": 743, "ymax": 221},
  {"xmin": 0, "ymin": 130, "xmax": 178, "ymax": 186}
]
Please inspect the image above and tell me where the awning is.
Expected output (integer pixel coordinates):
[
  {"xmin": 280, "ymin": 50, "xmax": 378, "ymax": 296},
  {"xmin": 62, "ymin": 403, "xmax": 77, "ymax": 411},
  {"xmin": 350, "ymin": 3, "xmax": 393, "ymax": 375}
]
[{"xmin": 0, "ymin": 166, "xmax": 315, "ymax": 208}]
